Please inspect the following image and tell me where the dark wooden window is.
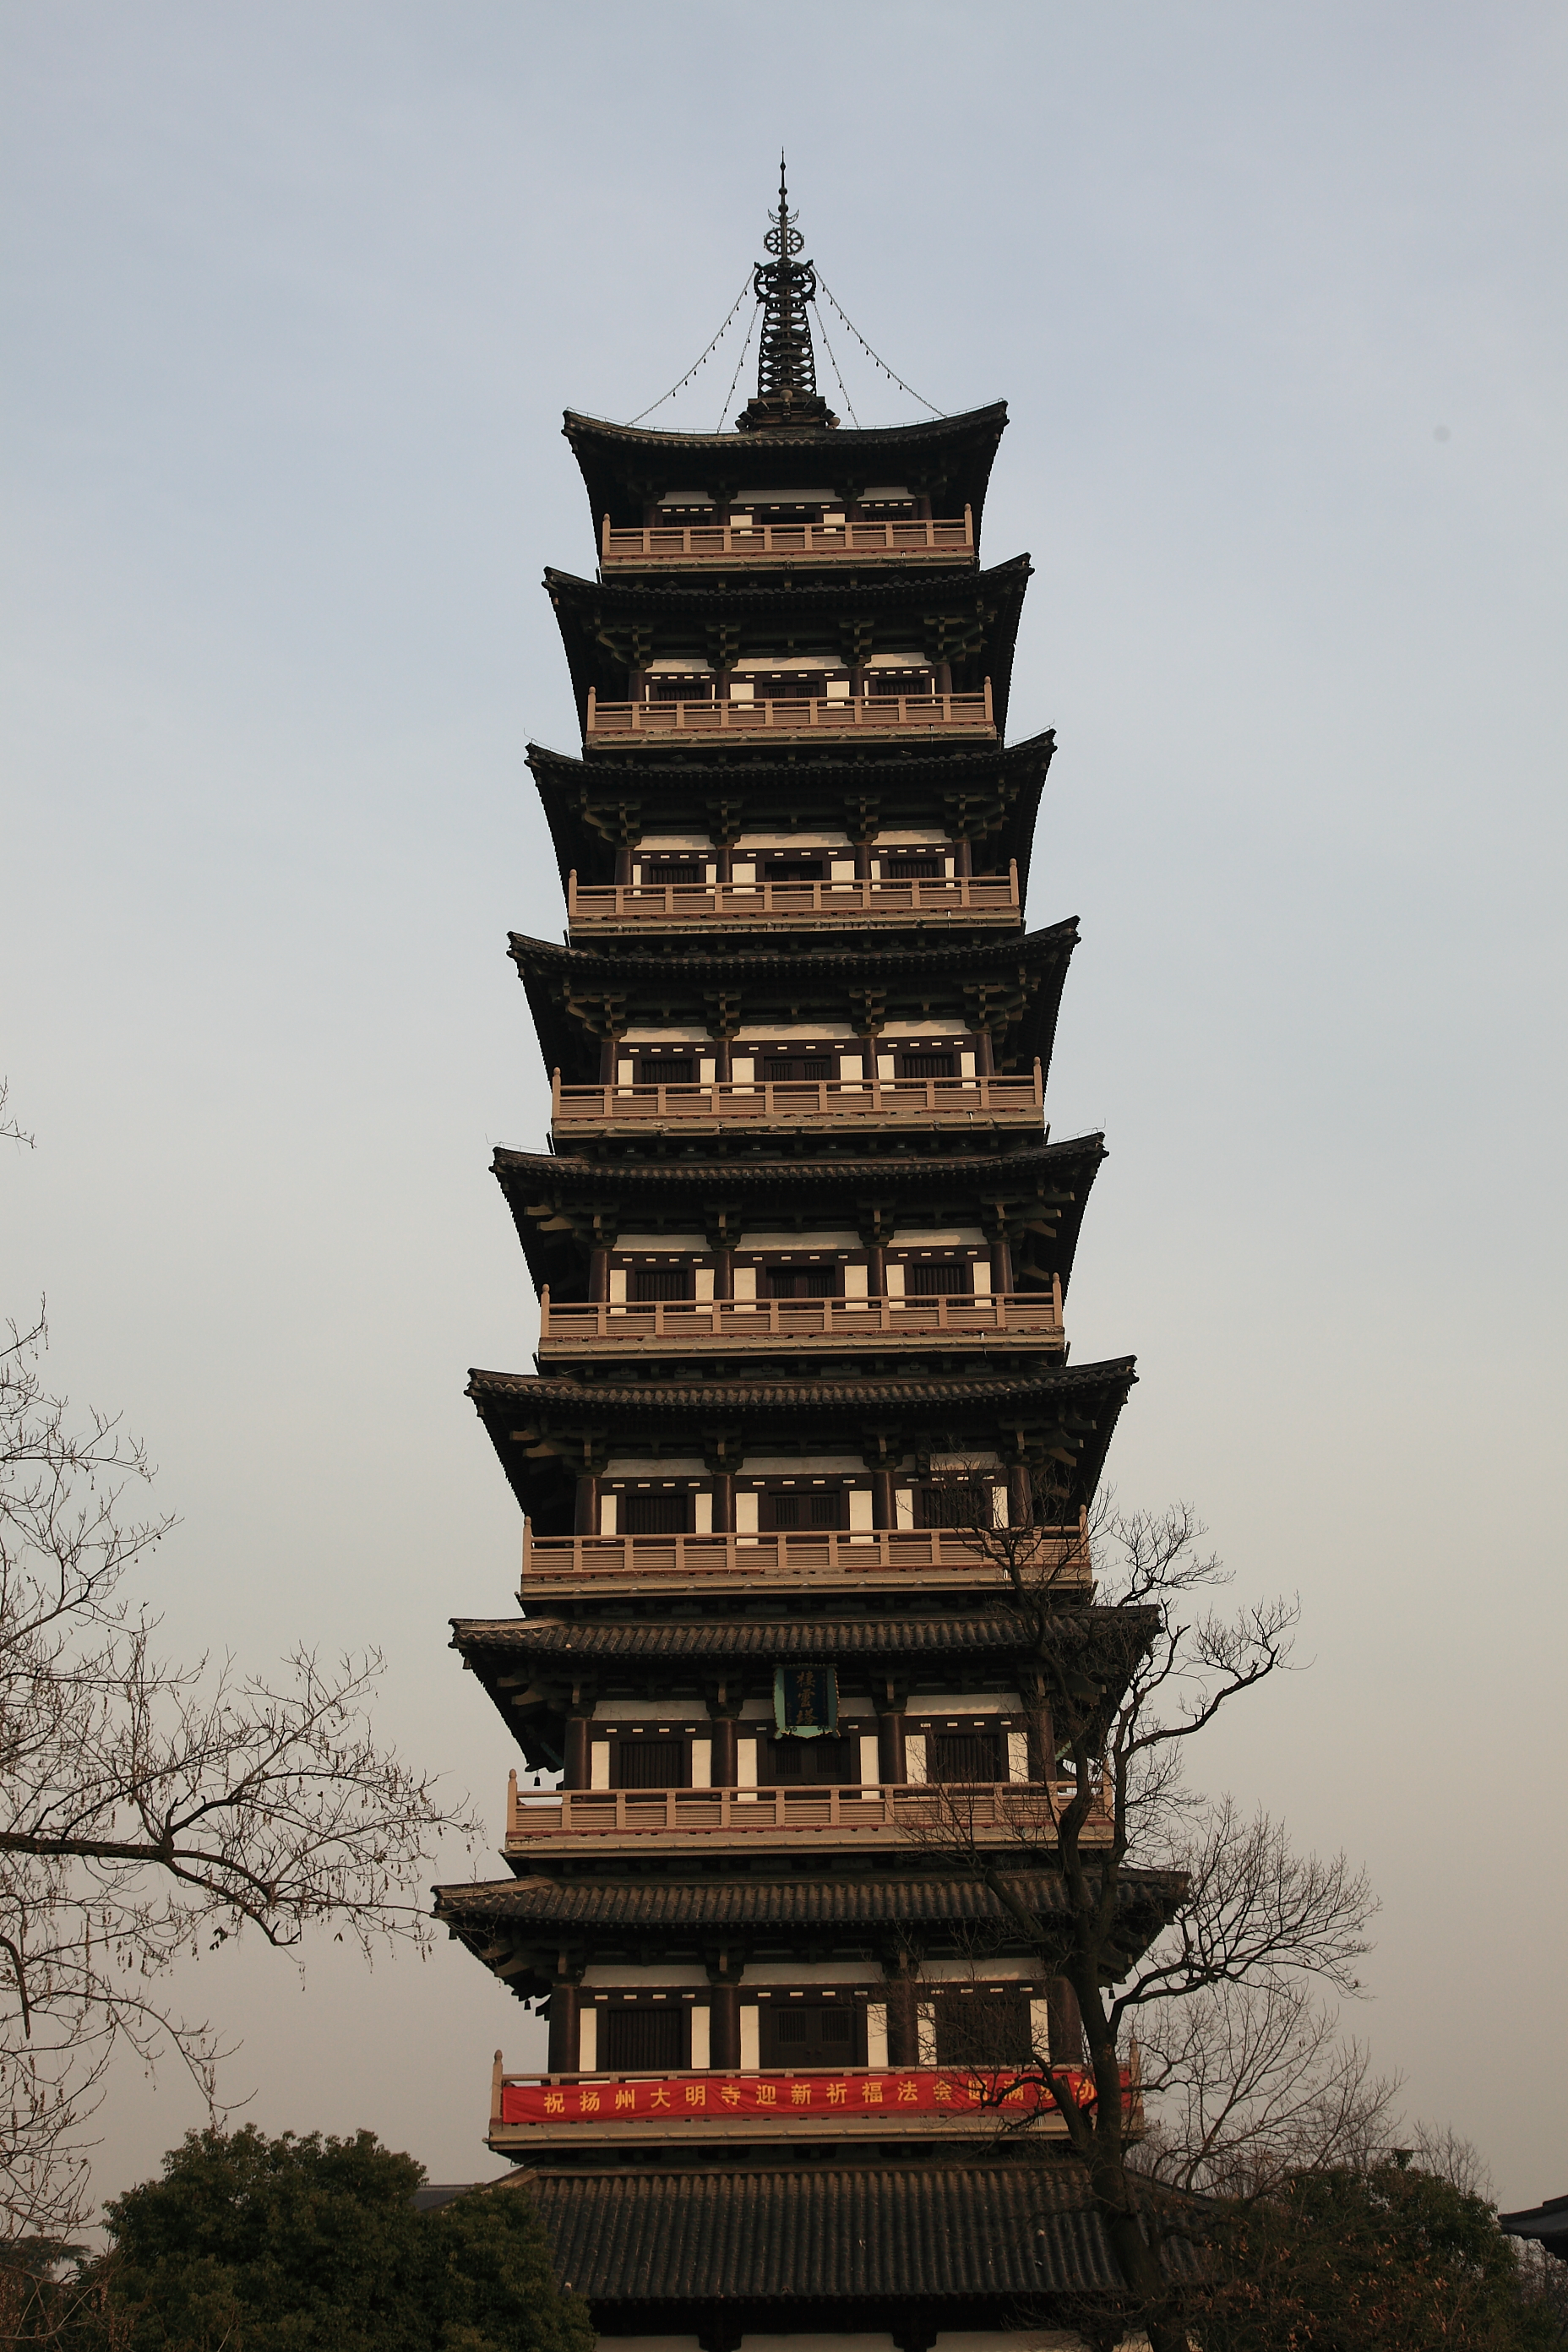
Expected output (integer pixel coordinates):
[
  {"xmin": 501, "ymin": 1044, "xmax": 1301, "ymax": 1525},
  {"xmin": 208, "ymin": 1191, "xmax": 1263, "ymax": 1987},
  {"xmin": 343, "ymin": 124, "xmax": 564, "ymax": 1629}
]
[
  {"xmin": 928, "ymin": 1729, "xmax": 1003, "ymax": 1784},
  {"xmin": 933, "ymin": 1988, "xmax": 1032, "ymax": 2070},
  {"xmin": 612, "ymin": 1735, "xmax": 686, "ymax": 1789},
  {"xmin": 630, "ymin": 1266, "xmax": 690, "ymax": 1303},
  {"xmin": 599, "ymin": 2005, "xmax": 684, "ymax": 2071},
  {"xmin": 905, "ymin": 1260, "xmax": 970, "ymax": 1297},
  {"xmin": 621, "ymin": 1492, "xmax": 689, "ymax": 1536},
  {"xmin": 636, "ymin": 1057, "xmax": 696, "ymax": 1086},
  {"xmin": 883, "ymin": 856, "xmax": 944, "ymax": 879},
  {"xmin": 765, "ymin": 1266, "xmax": 836, "ymax": 1299},
  {"xmin": 763, "ymin": 858, "xmax": 825, "ymax": 881},
  {"xmin": 650, "ymin": 676, "xmax": 711, "ymax": 702},
  {"xmin": 916, "ymin": 1480, "xmax": 992, "ymax": 1532},
  {"xmin": 643, "ymin": 863, "xmax": 701, "ymax": 885},
  {"xmin": 899, "ymin": 1052, "xmax": 955, "ymax": 1081},
  {"xmin": 760, "ymin": 1732, "xmax": 857, "ymax": 1785},
  {"xmin": 763, "ymin": 1056, "xmax": 832, "ymax": 1082},
  {"xmin": 760, "ymin": 2000, "xmax": 859, "ymax": 2067},
  {"xmin": 760, "ymin": 1488, "xmax": 847, "ymax": 1532},
  {"xmin": 745, "ymin": 672, "xmax": 827, "ymax": 699},
  {"xmin": 865, "ymin": 668, "xmax": 932, "ymax": 696}
]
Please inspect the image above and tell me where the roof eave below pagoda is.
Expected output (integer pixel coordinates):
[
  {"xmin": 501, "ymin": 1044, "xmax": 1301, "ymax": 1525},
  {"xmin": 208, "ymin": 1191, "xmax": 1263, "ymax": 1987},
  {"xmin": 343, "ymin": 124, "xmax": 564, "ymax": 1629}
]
[
  {"xmin": 498, "ymin": 2160, "xmax": 1201, "ymax": 2321},
  {"xmin": 524, "ymin": 731, "xmax": 1058, "ymax": 901},
  {"xmin": 507, "ymin": 917, "xmax": 1078, "ymax": 1085},
  {"xmin": 561, "ymin": 401, "xmax": 1009, "ymax": 542},
  {"xmin": 465, "ymin": 1354, "xmax": 1135, "ymax": 1531}
]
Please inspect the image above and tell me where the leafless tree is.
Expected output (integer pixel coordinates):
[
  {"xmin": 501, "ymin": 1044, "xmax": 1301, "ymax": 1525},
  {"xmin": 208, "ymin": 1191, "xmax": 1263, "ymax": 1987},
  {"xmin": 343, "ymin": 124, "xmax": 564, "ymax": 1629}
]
[
  {"xmin": 906, "ymin": 1471, "xmax": 1379, "ymax": 2352},
  {"xmin": 1, "ymin": 1091, "xmax": 481, "ymax": 2242}
]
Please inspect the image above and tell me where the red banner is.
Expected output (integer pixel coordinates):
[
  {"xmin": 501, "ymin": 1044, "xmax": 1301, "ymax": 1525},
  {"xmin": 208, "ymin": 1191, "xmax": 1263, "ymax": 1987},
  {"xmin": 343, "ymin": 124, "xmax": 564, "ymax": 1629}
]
[{"xmin": 500, "ymin": 2066, "xmax": 1119, "ymax": 2125}]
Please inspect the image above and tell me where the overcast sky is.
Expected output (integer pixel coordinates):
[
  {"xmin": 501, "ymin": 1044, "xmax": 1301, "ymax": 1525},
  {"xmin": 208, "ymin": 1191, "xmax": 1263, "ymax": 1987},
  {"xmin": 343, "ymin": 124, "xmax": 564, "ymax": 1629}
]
[{"xmin": 3, "ymin": 2, "xmax": 1565, "ymax": 2211}]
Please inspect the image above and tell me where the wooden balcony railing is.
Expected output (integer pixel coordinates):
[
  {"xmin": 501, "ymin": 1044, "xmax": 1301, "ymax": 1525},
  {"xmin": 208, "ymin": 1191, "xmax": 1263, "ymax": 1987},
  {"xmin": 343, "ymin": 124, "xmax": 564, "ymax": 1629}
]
[
  {"xmin": 566, "ymin": 864, "xmax": 1020, "ymax": 930},
  {"xmin": 585, "ymin": 683, "xmax": 994, "ymax": 744},
  {"xmin": 601, "ymin": 509, "xmax": 976, "ymax": 569},
  {"xmin": 550, "ymin": 1064, "xmax": 1043, "ymax": 1135},
  {"xmin": 505, "ymin": 1778, "xmax": 1110, "ymax": 1849},
  {"xmin": 536, "ymin": 1285, "xmax": 1064, "ymax": 1356},
  {"xmin": 519, "ymin": 1522, "xmax": 1093, "ymax": 1600}
]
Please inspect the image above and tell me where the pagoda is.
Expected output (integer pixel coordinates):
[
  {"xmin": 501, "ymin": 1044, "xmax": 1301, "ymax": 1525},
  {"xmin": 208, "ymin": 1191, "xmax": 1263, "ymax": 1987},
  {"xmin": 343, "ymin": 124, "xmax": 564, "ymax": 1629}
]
[{"xmin": 436, "ymin": 172, "xmax": 1175, "ymax": 2350}]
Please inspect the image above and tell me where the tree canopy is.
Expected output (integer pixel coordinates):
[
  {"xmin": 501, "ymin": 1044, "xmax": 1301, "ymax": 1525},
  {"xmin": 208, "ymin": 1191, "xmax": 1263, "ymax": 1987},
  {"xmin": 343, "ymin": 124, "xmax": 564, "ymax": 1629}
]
[{"xmin": 61, "ymin": 2125, "xmax": 593, "ymax": 2352}]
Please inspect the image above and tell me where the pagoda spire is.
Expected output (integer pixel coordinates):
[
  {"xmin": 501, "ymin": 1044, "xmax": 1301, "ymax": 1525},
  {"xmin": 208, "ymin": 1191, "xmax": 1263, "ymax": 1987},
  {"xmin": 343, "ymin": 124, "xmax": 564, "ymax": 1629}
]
[{"xmin": 737, "ymin": 157, "xmax": 837, "ymax": 432}]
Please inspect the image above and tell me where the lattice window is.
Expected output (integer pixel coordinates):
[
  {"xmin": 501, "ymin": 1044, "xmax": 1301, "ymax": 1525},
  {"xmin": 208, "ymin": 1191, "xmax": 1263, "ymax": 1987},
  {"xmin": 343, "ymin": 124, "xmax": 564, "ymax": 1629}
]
[
  {"xmin": 905, "ymin": 1260, "xmax": 970, "ymax": 1297},
  {"xmin": 599, "ymin": 2006, "xmax": 684, "ymax": 2070},
  {"xmin": 621, "ymin": 1492, "xmax": 689, "ymax": 1536},
  {"xmin": 630, "ymin": 1266, "xmax": 690, "ymax": 1303},
  {"xmin": 899, "ymin": 1052, "xmax": 956, "ymax": 1081},
  {"xmin": 928, "ymin": 1730, "xmax": 1003, "ymax": 1785},
  {"xmin": 933, "ymin": 1989, "xmax": 1032, "ymax": 2070},
  {"xmin": 761, "ymin": 1489, "xmax": 847, "ymax": 1532},
  {"xmin": 612, "ymin": 1736, "xmax": 686, "ymax": 1789}
]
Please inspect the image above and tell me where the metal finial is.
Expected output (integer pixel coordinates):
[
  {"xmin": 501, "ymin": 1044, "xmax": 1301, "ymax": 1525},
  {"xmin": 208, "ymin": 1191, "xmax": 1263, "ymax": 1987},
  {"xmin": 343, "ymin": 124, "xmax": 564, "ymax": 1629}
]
[{"xmin": 754, "ymin": 154, "xmax": 818, "ymax": 406}]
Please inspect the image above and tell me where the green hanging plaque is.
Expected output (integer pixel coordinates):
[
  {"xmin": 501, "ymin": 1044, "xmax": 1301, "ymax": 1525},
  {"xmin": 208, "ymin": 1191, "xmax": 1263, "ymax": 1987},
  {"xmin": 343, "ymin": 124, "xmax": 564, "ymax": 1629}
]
[{"xmin": 773, "ymin": 1664, "xmax": 838, "ymax": 1739}]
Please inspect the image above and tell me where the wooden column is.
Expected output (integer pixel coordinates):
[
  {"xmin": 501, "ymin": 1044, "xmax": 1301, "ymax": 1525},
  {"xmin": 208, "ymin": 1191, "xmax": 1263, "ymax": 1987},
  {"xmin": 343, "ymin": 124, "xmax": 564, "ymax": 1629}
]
[
  {"xmin": 574, "ymin": 1476, "xmax": 598, "ymax": 1537},
  {"xmin": 885, "ymin": 1974, "xmax": 918, "ymax": 2066},
  {"xmin": 613, "ymin": 847, "xmax": 632, "ymax": 885},
  {"xmin": 712, "ymin": 1037, "xmax": 732, "ymax": 1083},
  {"xmin": 589, "ymin": 1248, "xmax": 610, "ymax": 1304},
  {"xmin": 708, "ymin": 1718, "xmax": 738, "ymax": 1787},
  {"xmin": 989, "ymin": 1232, "xmax": 1013, "ymax": 1293},
  {"xmin": 873, "ymin": 1469, "xmax": 896, "ymax": 1529},
  {"xmin": 563, "ymin": 1717, "xmax": 591, "ymax": 1791},
  {"xmin": 867, "ymin": 1244, "xmax": 887, "ymax": 1298},
  {"xmin": 854, "ymin": 839, "xmax": 872, "ymax": 882},
  {"xmin": 546, "ymin": 1980, "xmax": 580, "ymax": 2075},
  {"xmin": 1025, "ymin": 1697, "xmax": 1055, "ymax": 1785},
  {"xmin": 1008, "ymin": 1466, "xmax": 1033, "ymax": 1532},
  {"xmin": 710, "ymin": 1472, "xmax": 734, "ymax": 1532},
  {"xmin": 708, "ymin": 1983, "xmax": 741, "ymax": 2070},
  {"xmin": 952, "ymin": 836, "xmax": 972, "ymax": 879},
  {"xmin": 598, "ymin": 1035, "xmax": 618, "ymax": 1083},
  {"xmin": 713, "ymin": 1248, "xmax": 734, "ymax": 1302},
  {"xmin": 974, "ymin": 1026, "xmax": 995, "ymax": 1075},
  {"xmin": 877, "ymin": 1707, "xmax": 907, "ymax": 1785},
  {"xmin": 1046, "ymin": 1977, "xmax": 1086, "ymax": 2065}
]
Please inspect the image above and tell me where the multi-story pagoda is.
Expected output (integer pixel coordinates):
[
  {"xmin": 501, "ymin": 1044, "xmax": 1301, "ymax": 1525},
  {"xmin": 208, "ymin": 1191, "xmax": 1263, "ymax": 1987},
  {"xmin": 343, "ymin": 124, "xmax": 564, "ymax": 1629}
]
[{"xmin": 436, "ymin": 175, "xmax": 1173, "ymax": 2351}]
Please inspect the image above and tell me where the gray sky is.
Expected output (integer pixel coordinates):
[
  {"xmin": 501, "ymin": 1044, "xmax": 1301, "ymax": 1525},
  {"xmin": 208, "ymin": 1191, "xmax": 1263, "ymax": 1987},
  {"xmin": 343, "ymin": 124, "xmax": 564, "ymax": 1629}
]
[{"xmin": 3, "ymin": 2, "xmax": 1565, "ymax": 2210}]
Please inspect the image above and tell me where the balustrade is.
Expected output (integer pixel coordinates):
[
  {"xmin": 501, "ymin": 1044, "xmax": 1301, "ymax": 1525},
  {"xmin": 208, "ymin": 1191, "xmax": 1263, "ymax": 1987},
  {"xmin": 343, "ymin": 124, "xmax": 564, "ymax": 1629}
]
[
  {"xmin": 585, "ymin": 683, "xmax": 994, "ymax": 742},
  {"xmin": 550, "ymin": 1064, "xmax": 1043, "ymax": 1134},
  {"xmin": 601, "ymin": 509, "xmax": 975, "ymax": 567}
]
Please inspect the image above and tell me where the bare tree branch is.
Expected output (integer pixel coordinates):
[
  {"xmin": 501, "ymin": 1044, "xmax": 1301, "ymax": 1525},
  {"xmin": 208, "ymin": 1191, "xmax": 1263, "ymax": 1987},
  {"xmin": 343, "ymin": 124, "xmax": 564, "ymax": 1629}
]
[{"xmin": 0, "ymin": 1286, "xmax": 482, "ymax": 2243}]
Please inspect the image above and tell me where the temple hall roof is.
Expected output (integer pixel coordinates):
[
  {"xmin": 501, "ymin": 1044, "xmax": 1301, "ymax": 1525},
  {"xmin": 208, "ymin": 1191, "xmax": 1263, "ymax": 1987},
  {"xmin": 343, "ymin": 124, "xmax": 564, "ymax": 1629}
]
[{"xmin": 513, "ymin": 2159, "xmax": 1200, "ymax": 2311}]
